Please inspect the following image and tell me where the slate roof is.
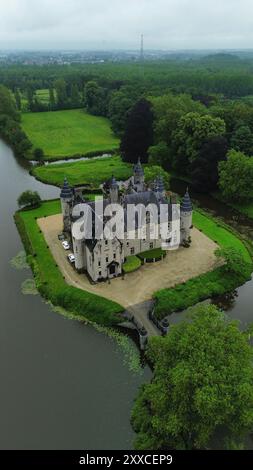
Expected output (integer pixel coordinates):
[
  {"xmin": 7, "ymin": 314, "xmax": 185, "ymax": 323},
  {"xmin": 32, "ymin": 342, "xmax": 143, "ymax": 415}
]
[
  {"xmin": 181, "ymin": 189, "xmax": 192, "ymax": 213},
  {"xmin": 60, "ymin": 177, "xmax": 73, "ymax": 199}
]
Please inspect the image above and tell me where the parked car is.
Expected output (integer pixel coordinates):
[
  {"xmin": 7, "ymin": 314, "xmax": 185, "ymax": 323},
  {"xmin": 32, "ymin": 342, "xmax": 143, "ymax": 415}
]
[
  {"xmin": 62, "ymin": 241, "xmax": 70, "ymax": 250},
  {"xmin": 58, "ymin": 233, "xmax": 65, "ymax": 241},
  {"xmin": 68, "ymin": 254, "xmax": 75, "ymax": 264}
]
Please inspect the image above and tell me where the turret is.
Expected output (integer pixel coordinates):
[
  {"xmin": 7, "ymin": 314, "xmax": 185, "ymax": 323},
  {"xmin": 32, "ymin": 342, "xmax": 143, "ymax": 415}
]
[
  {"xmin": 155, "ymin": 175, "xmax": 165, "ymax": 198},
  {"xmin": 180, "ymin": 188, "xmax": 193, "ymax": 244},
  {"xmin": 60, "ymin": 177, "xmax": 74, "ymax": 232},
  {"xmin": 133, "ymin": 157, "xmax": 145, "ymax": 191},
  {"xmin": 109, "ymin": 176, "xmax": 119, "ymax": 203}
]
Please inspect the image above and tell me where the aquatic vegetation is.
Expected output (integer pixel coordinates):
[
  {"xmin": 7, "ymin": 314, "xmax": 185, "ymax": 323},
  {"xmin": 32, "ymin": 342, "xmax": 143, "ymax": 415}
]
[
  {"xmin": 21, "ymin": 278, "xmax": 38, "ymax": 295},
  {"xmin": 10, "ymin": 251, "xmax": 29, "ymax": 270}
]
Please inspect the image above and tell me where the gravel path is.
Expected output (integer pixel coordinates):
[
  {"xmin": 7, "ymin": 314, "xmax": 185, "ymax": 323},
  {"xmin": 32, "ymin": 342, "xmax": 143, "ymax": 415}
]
[{"xmin": 38, "ymin": 214, "xmax": 220, "ymax": 308}]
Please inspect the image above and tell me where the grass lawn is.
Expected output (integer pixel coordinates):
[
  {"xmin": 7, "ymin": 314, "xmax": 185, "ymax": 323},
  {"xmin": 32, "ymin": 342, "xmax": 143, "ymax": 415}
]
[
  {"xmin": 193, "ymin": 210, "xmax": 251, "ymax": 263},
  {"xmin": 22, "ymin": 109, "xmax": 119, "ymax": 159},
  {"xmin": 123, "ymin": 256, "xmax": 141, "ymax": 274},
  {"xmin": 154, "ymin": 209, "xmax": 252, "ymax": 319},
  {"xmin": 33, "ymin": 155, "xmax": 132, "ymax": 189},
  {"xmin": 15, "ymin": 200, "xmax": 123, "ymax": 325}
]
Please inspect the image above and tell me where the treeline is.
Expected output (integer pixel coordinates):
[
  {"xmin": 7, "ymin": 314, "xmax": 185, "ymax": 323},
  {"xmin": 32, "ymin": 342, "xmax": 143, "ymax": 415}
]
[{"xmin": 0, "ymin": 85, "xmax": 32, "ymax": 157}]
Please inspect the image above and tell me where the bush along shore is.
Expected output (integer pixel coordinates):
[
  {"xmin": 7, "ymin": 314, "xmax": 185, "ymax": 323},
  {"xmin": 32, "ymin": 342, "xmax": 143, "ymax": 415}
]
[
  {"xmin": 154, "ymin": 208, "xmax": 253, "ymax": 320},
  {"xmin": 14, "ymin": 200, "xmax": 124, "ymax": 326}
]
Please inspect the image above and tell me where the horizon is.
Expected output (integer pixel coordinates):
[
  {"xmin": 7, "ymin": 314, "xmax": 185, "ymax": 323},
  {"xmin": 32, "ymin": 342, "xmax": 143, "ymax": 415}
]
[{"xmin": 1, "ymin": 0, "xmax": 253, "ymax": 51}]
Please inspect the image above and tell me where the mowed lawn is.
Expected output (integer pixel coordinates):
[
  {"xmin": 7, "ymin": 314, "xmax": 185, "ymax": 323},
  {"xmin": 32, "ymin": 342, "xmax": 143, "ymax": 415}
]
[
  {"xmin": 33, "ymin": 155, "xmax": 132, "ymax": 188},
  {"xmin": 22, "ymin": 109, "xmax": 119, "ymax": 159}
]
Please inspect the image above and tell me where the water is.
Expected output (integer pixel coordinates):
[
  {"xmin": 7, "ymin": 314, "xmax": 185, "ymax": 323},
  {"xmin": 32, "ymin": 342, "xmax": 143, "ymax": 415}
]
[
  {"xmin": 0, "ymin": 140, "xmax": 151, "ymax": 450},
  {"xmin": 170, "ymin": 177, "xmax": 253, "ymax": 328}
]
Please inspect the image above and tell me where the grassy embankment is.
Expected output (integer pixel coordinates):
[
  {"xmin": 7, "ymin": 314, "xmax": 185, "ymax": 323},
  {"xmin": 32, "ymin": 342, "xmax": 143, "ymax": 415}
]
[
  {"xmin": 15, "ymin": 200, "xmax": 124, "ymax": 326},
  {"xmin": 22, "ymin": 109, "xmax": 119, "ymax": 160},
  {"xmin": 213, "ymin": 191, "xmax": 253, "ymax": 221},
  {"xmin": 154, "ymin": 209, "xmax": 253, "ymax": 319},
  {"xmin": 32, "ymin": 155, "xmax": 132, "ymax": 189}
]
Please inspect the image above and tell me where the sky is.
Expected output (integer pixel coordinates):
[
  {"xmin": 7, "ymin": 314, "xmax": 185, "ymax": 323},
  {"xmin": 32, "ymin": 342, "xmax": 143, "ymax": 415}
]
[{"xmin": 0, "ymin": 0, "xmax": 253, "ymax": 51}]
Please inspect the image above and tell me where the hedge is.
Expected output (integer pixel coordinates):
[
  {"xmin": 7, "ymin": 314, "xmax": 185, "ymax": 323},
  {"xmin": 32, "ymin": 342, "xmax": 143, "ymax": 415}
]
[{"xmin": 123, "ymin": 256, "xmax": 142, "ymax": 274}]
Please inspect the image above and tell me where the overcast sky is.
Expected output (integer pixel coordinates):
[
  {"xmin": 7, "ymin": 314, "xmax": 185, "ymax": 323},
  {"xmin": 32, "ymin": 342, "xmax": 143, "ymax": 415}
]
[{"xmin": 0, "ymin": 0, "xmax": 253, "ymax": 50}]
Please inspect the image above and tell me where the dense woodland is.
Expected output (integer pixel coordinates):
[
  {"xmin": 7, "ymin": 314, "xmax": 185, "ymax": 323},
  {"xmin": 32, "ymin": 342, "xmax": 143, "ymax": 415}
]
[{"xmin": 1, "ymin": 54, "xmax": 253, "ymax": 203}]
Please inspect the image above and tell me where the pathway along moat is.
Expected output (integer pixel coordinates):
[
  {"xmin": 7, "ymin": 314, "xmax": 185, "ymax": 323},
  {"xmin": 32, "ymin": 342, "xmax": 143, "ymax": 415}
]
[{"xmin": 0, "ymin": 140, "xmax": 152, "ymax": 450}]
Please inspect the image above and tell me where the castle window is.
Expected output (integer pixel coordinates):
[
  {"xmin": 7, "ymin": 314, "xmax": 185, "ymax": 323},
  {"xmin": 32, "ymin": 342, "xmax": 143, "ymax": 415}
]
[
  {"xmin": 150, "ymin": 243, "xmax": 154, "ymax": 249},
  {"xmin": 98, "ymin": 261, "xmax": 101, "ymax": 267},
  {"xmin": 131, "ymin": 247, "xmax": 135, "ymax": 255},
  {"xmin": 106, "ymin": 257, "xmax": 109, "ymax": 263},
  {"xmin": 105, "ymin": 240, "xmax": 108, "ymax": 246},
  {"xmin": 146, "ymin": 212, "xmax": 150, "ymax": 224},
  {"xmin": 99, "ymin": 271, "xmax": 102, "ymax": 277},
  {"xmin": 114, "ymin": 253, "xmax": 116, "ymax": 259}
]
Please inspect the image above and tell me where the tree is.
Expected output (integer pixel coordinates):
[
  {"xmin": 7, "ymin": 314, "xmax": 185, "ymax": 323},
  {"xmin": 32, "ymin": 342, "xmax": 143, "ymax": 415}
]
[
  {"xmin": 26, "ymin": 86, "xmax": 34, "ymax": 112},
  {"xmin": 215, "ymin": 247, "xmax": 251, "ymax": 278},
  {"xmin": 84, "ymin": 81, "xmax": 106, "ymax": 116},
  {"xmin": 144, "ymin": 166, "xmax": 170, "ymax": 190},
  {"xmin": 171, "ymin": 112, "xmax": 226, "ymax": 173},
  {"xmin": 70, "ymin": 83, "xmax": 80, "ymax": 108},
  {"xmin": 189, "ymin": 136, "xmax": 228, "ymax": 192},
  {"xmin": 55, "ymin": 79, "xmax": 68, "ymax": 108},
  {"xmin": 33, "ymin": 148, "xmax": 44, "ymax": 161},
  {"xmin": 49, "ymin": 86, "xmax": 55, "ymax": 110},
  {"xmin": 132, "ymin": 304, "xmax": 253, "ymax": 450},
  {"xmin": 231, "ymin": 125, "xmax": 253, "ymax": 156},
  {"xmin": 218, "ymin": 149, "xmax": 253, "ymax": 202},
  {"xmin": 14, "ymin": 89, "xmax": 21, "ymax": 111},
  {"xmin": 18, "ymin": 191, "xmax": 41, "ymax": 209},
  {"xmin": 108, "ymin": 90, "xmax": 134, "ymax": 136},
  {"xmin": 120, "ymin": 98, "xmax": 154, "ymax": 163},
  {"xmin": 0, "ymin": 85, "xmax": 19, "ymax": 120},
  {"xmin": 148, "ymin": 142, "xmax": 169, "ymax": 168}
]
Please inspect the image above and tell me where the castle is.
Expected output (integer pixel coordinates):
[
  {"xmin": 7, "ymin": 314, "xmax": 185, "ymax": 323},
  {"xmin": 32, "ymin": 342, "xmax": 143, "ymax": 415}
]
[{"xmin": 60, "ymin": 159, "xmax": 193, "ymax": 282}]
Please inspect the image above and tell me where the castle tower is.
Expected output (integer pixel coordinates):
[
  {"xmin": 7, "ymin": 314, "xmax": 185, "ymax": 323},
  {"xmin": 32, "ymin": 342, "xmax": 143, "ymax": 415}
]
[
  {"xmin": 155, "ymin": 175, "xmax": 165, "ymax": 198},
  {"xmin": 180, "ymin": 188, "xmax": 193, "ymax": 243},
  {"xmin": 109, "ymin": 176, "xmax": 119, "ymax": 204},
  {"xmin": 133, "ymin": 157, "xmax": 145, "ymax": 192},
  {"xmin": 60, "ymin": 177, "xmax": 74, "ymax": 232}
]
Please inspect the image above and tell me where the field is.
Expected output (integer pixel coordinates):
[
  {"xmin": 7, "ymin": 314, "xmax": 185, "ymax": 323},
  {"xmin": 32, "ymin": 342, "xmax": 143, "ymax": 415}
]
[
  {"xmin": 32, "ymin": 155, "xmax": 132, "ymax": 188},
  {"xmin": 22, "ymin": 109, "xmax": 119, "ymax": 159},
  {"xmin": 15, "ymin": 200, "xmax": 123, "ymax": 325}
]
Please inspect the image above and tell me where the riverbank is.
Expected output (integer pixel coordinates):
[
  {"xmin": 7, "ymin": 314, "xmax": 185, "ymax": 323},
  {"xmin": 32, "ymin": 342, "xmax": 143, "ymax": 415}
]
[
  {"xmin": 154, "ymin": 209, "xmax": 253, "ymax": 319},
  {"xmin": 31, "ymin": 155, "xmax": 132, "ymax": 188},
  {"xmin": 15, "ymin": 200, "xmax": 124, "ymax": 326},
  {"xmin": 213, "ymin": 191, "xmax": 253, "ymax": 221}
]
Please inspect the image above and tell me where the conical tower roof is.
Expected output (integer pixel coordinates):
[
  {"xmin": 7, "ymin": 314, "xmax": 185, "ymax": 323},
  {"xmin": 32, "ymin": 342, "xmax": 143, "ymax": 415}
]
[
  {"xmin": 134, "ymin": 157, "xmax": 144, "ymax": 175},
  {"xmin": 60, "ymin": 177, "xmax": 73, "ymax": 199},
  {"xmin": 181, "ymin": 188, "xmax": 192, "ymax": 213}
]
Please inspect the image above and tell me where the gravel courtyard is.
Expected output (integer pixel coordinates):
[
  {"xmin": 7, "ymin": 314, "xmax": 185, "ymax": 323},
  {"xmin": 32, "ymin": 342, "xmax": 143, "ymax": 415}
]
[{"xmin": 38, "ymin": 214, "xmax": 220, "ymax": 308}]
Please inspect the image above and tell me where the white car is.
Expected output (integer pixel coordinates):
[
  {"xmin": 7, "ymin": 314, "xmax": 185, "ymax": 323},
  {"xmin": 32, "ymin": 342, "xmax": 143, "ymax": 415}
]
[
  {"xmin": 62, "ymin": 241, "xmax": 70, "ymax": 250},
  {"xmin": 68, "ymin": 254, "xmax": 75, "ymax": 264}
]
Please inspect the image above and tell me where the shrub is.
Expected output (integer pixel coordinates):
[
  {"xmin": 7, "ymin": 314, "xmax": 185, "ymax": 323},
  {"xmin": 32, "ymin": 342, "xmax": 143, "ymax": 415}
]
[{"xmin": 123, "ymin": 256, "xmax": 141, "ymax": 274}]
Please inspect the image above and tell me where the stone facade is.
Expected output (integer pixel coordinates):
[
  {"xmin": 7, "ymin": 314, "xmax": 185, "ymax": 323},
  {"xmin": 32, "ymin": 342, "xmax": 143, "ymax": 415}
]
[{"xmin": 60, "ymin": 159, "xmax": 193, "ymax": 282}]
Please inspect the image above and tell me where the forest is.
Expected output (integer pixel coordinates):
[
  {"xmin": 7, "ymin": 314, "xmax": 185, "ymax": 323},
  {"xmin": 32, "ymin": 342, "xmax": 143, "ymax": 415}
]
[{"xmin": 1, "ymin": 54, "xmax": 253, "ymax": 211}]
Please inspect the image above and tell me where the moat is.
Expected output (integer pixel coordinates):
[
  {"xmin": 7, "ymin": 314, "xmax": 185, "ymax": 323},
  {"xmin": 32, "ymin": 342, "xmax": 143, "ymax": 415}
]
[
  {"xmin": 0, "ymin": 139, "xmax": 253, "ymax": 449},
  {"xmin": 0, "ymin": 139, "xmax": 151, "ymax": 450}
]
